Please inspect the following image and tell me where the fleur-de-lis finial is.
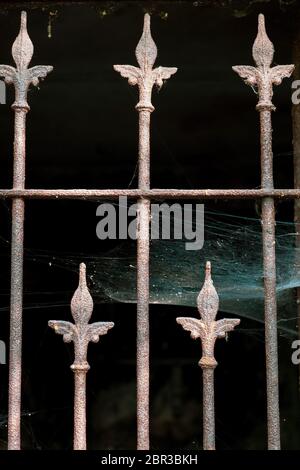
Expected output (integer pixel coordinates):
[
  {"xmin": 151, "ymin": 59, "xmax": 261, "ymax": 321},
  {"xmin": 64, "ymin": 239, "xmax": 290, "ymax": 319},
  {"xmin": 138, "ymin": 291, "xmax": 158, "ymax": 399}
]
[
  {"xmin": 114, "ymin": 13, "xmax": 177, "ymax": 111},
  {"xmin": 0, "ymin": 11, "xmax": 53, "ymax": 110},
  {"xmin": 232, "ymin": 14, "xmax": 294, "ymax": 111},
  {"xmin": 49, "ymin": 263, "xmax": 114, "ymax": 370},
  {"xmin": 177, "ymin": 262, "xmax": 240, "ymax": 368}
]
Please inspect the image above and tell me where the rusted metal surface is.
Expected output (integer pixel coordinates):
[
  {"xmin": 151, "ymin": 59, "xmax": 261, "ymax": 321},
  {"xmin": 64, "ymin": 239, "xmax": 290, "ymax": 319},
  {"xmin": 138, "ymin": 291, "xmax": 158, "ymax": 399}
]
[
  {"xmin": 49, "ymin": 263, "xmax": 114, "ymax": 450},
  {"xmin": 0, "ymin": 11, "xmax": 53, "ymax": 450},
  {"xmin": 0, "ymin": 9, "xmax": 296, "ymax": 452},
  {"xmin": 177, "ymin": 262, "xmax": 240, "ymax": 450},
  {"xmin": 114, "ymin": 14, "xmax": 176, "ymax": 450},
  {"xmin": 291, "ymin": 29, "xmax": 300, "ymax": 392},
  {"xmin": 233, "ymin": 14, "xmax": 294, "ymax": 450},
  {"xmin": 2, "ymin": 188, "xmax": 300, "ymax": 200}
]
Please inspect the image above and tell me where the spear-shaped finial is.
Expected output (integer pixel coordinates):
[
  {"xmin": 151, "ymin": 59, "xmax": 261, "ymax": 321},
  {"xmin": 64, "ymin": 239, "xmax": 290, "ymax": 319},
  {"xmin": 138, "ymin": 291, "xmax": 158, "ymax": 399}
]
[
  {"xmin": 48, "ymin": 263, "xmax": 114, "ymax": 449},
  {"xmin": 196, "ymin": 261, "xmax": 219, "ymax": 325},
  {"xmin": 135, "ymin": 13, "xmax": 157, "ymax": 72},
  {"xmin": 71, "ymin": 262, "xmax": 94, "ymax": 325},
  {"xmin": 12, "ymin": 11, "xmax": 34, "ymax": 70},
  {"xmin": 114, "ymin": 13, "xmax": 177, "ymax": 111},
  {"xmin": 252, "ymin": 14, "xmax": 274, "ymax": 68},
  {"xmin": 232, "ymin": 14, "xmax": 294, "ymax": 111},
  {"xmin": 0, "ymin": 11, "xmax": 53, "ymax": 110},
  {"xmin": 176, "ymin": 262, "xmax": 240, "ymax": 450},
  {"xmin": 177, "ymin": 262, "xmax": 240, "ymax": 367},
  {"xmin": 49, "ymin": 263, "xmax": 114, "ymax": 369}
]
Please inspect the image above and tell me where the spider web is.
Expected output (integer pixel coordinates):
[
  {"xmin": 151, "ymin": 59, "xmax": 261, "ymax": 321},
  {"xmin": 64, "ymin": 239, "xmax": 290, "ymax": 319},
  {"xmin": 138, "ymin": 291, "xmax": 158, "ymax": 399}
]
[{"xmin": 32, "ymin": 208, "xmax": 298, "ymax": 337}]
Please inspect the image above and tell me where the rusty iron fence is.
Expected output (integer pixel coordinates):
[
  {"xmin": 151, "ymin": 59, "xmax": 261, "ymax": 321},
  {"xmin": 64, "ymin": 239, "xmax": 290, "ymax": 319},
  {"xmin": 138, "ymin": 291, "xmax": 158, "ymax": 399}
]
[{"xmin": 0, "ymin": 10, "xmax": 296, "ymax": 450}]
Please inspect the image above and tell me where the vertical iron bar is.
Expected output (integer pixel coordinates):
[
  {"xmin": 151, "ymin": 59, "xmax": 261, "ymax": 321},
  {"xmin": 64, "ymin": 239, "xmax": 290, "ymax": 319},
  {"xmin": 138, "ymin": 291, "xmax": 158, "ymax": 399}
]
[
  {"xmin": 202, "ymin": 367, "xmax": 215, "ymax": 450},
  {"xmin": 233, "ymin": 14, "xmax": 294, "ymax": 449},
  {"xmin": 0, "ymin": 11, "xmax": 53, "ymax": 449},
  {"xmin": 73, "ymin": 366, "xmax": 88, "ymax": 449},
  {"xmin": 291, "ymin": 31, "xmax": 300, "ymax": 391},
  {"xmin": 8, "ymin": 108, "xmax": 26, "ymax": 450},
  {"xmin": 260, "ymin": 111, "xmax": 281, "ymax": 449},
  {"xmin": 136, "ymin": 110, "xmax": 150, "ymax": 448},
  {"xmin": 177, "ymin": 261, "xmax": 240, "ymax": 450},
  {"xmin": 114, "ymin": 14, "xmax": 176, "ymax": 449},
  {"xmin": 49, "ymin": 263, "xmax": 114, "ymax": 450}
]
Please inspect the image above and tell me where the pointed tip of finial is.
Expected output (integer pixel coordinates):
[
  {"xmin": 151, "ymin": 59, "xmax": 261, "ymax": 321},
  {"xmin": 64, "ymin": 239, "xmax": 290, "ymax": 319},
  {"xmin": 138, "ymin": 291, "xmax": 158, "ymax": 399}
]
[
  {"xmin": 205, "ymin": 261, "xmax": 211, "ymax": 279},
  {"xmin": 258, "ymin": 13, "xmax": 265, "ymax": 28},
  {"xmin": 252, "ymin": 13, "xmax": 274, "ymax": 68},
  {"xmin": 144, "ymin": 13, "xmax": 151, "ymax": 25},
  {"xmin": 257, "ymin": 13, "xmax": 267, "ymax": 38},
  {"xmin": 143, "ymin": 13, "xmax": 151, "ymax": 36},
  {"xmin": 21, "ymin": 11, "xmax": 27, "ymax": 24},
  {"xmin": 20, "ymin": 11, "xmax": 27, "ymax": 33},
  {"xmin": 79, "ymin": 262, "xmax": 87, "ymax": 284}
]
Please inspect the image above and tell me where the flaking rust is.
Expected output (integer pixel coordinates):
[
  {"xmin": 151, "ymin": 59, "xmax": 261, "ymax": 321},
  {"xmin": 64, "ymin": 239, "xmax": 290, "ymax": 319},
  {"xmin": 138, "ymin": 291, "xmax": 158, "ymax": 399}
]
[
  {"xmin": 114, "ymin": 13, "xmax": 177, "ymax": 114},
  {"xmin": 233, "ymin": 14, "xmax": 294, "ymax": 450},
  {"xmin": 0, "ymin": 11, "xmax": 53, "ymax": 450},
  {"xmin": 49, "ymin": 263, "xmax": 114, "ymax": 450},
  {"xmin": 177, "ymin": 262, "xmax": 240, "ymax": 450},
  {"xmin": 114, "ymin": 13, "xmax": 177, "ymax": 450},
  {"xmin": 0, "ymin": 11, "xmax": 53, "ymax": 111},
  {"xmin": 232, "ymin": 14, "xmax": 293, "ymax": 113}
]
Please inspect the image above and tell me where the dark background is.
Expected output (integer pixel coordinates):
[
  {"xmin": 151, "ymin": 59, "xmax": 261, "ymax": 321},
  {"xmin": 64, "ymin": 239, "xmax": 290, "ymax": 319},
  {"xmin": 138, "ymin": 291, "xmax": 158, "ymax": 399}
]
[{"xmin": 0, "ymin": 0, "xmax": 299, "ymax": 450}]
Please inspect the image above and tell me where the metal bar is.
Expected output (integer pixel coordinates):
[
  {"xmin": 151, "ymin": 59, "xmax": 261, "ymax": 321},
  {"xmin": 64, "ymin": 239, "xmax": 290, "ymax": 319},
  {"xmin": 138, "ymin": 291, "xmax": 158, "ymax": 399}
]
[
  {"xmin": 233, "ymin": 14, "xmax": 294, "ymax": 450},
  {"xmin": 49, "ymin": 263, "xmax": 114, "ymax": 450},
  {"xmin": 114, "ymin": 14, "xmax": 177, "ymax": 449},
  {"xmin": 202, "ymin": 367, "xmax": 215, "ymax": 450},
  {"xmin": 136, "ymin": 107, "xmax": 152, "ymax": 450},
  {"xmin": 261, "ymin": 115, "xmax": 281, "ymax": 450},
  {"xmin": 291, "ymin": 31, "xmax": 300, "ymax": 392},
  {"xmin": 136, "ymin": 110, "xmax": 151, "ymax": 449},
  {"xmin": 1, "ymin": 188, "xmax": 300, "ymax": 200},
  {"xmin": 136, "ymin": 196, "xmax": 150, "ymax": 449},
  {"xmin": 177, "ymin": 262, "xmax": 240, "ymax": 450},
  {"xmin": 73, "ymin": 370, "xmax": 87, "ymax": 450},
  {"xmin": 8, "ymin": 111, "xmax": 26, "ymax": 451},
  {"xmin": 0, "ymin": 11, "xmax": 53, "ymax": 449}
]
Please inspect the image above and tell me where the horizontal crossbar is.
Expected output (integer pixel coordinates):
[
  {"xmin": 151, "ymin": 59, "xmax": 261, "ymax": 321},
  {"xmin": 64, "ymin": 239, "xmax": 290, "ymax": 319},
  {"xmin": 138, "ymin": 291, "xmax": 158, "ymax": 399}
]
[{"xmin": 0, "ymin": 189, "xmax": 299, "ymax": 199}]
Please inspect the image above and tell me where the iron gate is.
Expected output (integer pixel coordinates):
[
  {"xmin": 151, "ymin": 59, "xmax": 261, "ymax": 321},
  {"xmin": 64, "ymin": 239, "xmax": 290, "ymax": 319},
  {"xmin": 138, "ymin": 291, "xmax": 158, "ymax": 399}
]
[{"xmin": 0, "ymin": 9, "xmax": 296, "ymax": 450}]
